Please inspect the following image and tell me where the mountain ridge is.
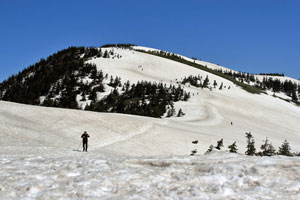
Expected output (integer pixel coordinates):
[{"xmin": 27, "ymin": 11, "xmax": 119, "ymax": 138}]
[{"xmin": 1, "ymin": 44, "xmax": 299, "ymax": 114}]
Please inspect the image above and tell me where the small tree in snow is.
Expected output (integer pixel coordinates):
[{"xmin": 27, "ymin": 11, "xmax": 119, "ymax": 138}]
[
  {"xmin": 228, "ymin": 141, "xmax": 238, "ymax": 153},
  {"xmin": 215, "ymin": 138, "xmax": 224, "ymax": 150},
  {"xmin": 166, "ymin": 104, "xmax": 176, "ymax": 117},
  {"xmin": 213, "ymin": 80, "xmax": 217, "ymax": 88},
  {"xmin": 206, "ymin": 145, "xmax": 214, "ymax": 153},
  {"xmin": 245, "ymin": 132, "xmax": 256, "ymax": 156},
  {"xmin": 190, "ymin": 149, "xmax": 197, "ymax": 156},
  {"xmin": 259, "ymin": 137, "xmax": 276, "ymax": 156},
  {"xmin": 278, "ymin": 140, "xmax": 292, "ymax": 156},
  {"xmin": 219, "ymin": 82, "xmax": 223, "ymax": 90},
  {"xmin": 203, "ymin": 75, "xmax": 209, "ymax": 88},
  {"xmin": 177, "ymin": 108, "xmax": 185, "ymax": 117}
]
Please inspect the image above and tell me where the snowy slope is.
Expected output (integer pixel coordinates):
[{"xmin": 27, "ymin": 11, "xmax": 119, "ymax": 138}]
[
  {"xmin": 134, "ymin": 46, "xmax": 300, "ymax": 84},
  {"xmin": 1, "ymin": 46, "xmax": 300, "ymax": 155},
  {"xmin": 1, "ymin": 46, "xmax": 300, "ymax": 199},
  {"xmin": 133, "ymin": 46, "xmax": 239, "ymax": 73}
]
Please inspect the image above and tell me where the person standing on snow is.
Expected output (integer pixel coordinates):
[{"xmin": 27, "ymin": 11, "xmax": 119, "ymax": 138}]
[{"xmin": 81, "ymin": 131, "xmax": 90, "ymax": 152}]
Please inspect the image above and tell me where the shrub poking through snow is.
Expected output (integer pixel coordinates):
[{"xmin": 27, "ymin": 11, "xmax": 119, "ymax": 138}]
[
  {"xmin": 190, "ymin": 149, "xmax": 197, "ymax": 156},
  {"xmin": 206, "ymin": 145, "xmax": 214, "ymax": 153},
  {"xmin": 228, "ymin": 141, "xmax": 238, "ymax": 153},
  {"xmin": 177, "ymin": 108, "xmax": 185, "ymax": 117},
  {"xmin": 219, "ymin": 82, "xmax": 223, "ymax": 90},
  {"xmin": 215, "ymin": 138, "xmax": 224, "ymax": 150}
]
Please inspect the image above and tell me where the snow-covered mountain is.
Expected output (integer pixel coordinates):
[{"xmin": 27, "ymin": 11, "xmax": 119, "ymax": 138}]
[
  {"xmin": 1, "ymin": 44, "xmax": 300, "ymax": 199},
  {"xmin": 1, "ymin": 44, "xmax": 300, "ymax": 155}
]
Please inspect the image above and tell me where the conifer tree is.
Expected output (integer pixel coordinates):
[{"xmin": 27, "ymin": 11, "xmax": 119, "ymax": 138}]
[
  {"xmin": 228, "ymin": 141, "xmax": 238, "ymax": 153},
  {"xmin": 166, "ymin": 103, "xmax": 176, "ymax": 117},
  {"xmin": 219, "ymin": 82, "xmax": 223, "ymax": 90},
  {"xmin": 203, "ymin": 75, "xmax": 209, "ymax": 88},
  {"xmin": 292, "ymin": 91, "xmax": 298, "ymax": 102},
  {"xmin": 245, "ymin": 132, "xmax": 256, "ymax": 156},
  {"xmin": 213, "ymin": 80, "xmax": 217, "ymax": 88},
  {"xmin": 177, "ymin": 108, "xmax": 185, "ymax": 117},
  {"xmin": 215, "ymin": 138, "xmax": 223, "ymax": 150},
  {"xmin": 278, "ymin": 140, "xmax": 292, "ymax": 156},
  {"xmin": 260, "ymin": 137, "xmax": 276, "ymax": 156},
  {"xmin": 183, "ymin": 92, "xmax": 190, "ymax": 101}
]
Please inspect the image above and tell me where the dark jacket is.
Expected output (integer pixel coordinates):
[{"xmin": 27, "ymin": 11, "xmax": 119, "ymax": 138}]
[{"xmin": 81, "ymin": 133, "xmax": 90, "ymax": 143}]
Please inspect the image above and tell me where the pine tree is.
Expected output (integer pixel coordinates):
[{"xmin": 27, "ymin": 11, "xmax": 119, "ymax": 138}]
[
  {"xmin": 183, "ymin": 92, "xmax": 190, "ymax": 101},
  {"xmin": 166, "ymin": 104, "xmax": 176, "ymax": 117},
  {"xmin": 259, "ymin": 137, "xmax": 276, "ymax": 156},
  {"xmin": 213, "ymin": 80, "xmax": 217, "ymax": 88},
  {"xmin": 103, "ymin": 50, "xmax": 109, "ymax": 58},
  {"xmin": 215, "ymin": 138, "xmax": 223, "ymax": 150},
  {"xmin": 292, "ymin": 91, "xmax": 298, "ymax": 102},
  {"xmin": 278, "ymin": 140, "xmax": 292, "ymax": 156},
  {"xmin": 228, "ymin": 141, "xmax": 238, "ymax": 153},
  {"xmin": 177, "ymin": 108, "xmax": 185, "ymax": 117},
  {"xmin": 219, "ymin": 82, "xmax": 223, "ymax": 90},
  {"xmin": 203, "ymin": 75, "xmax": 209, "ymax": 88},
  {"xmin": 245, "ymin": 132, "xmax": 256, "ymax": 156}
]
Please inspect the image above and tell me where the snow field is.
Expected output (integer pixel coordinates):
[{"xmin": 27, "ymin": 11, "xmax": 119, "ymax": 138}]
[{"xmin": 1, "ymin": 151, "xmax": 300, "ymax": 199}]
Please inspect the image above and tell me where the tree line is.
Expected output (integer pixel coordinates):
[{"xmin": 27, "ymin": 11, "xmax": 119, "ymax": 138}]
[
  {"xmin": 215, "ymin": 69, "xmax": 299, "ymax": 103},
  {"xmin": 190, "ymin": 132, "xmax": 297, "ymax": 157},
  {"xmin": 86, "ymin": 81, "xmax": 190, "ymax": 118}
]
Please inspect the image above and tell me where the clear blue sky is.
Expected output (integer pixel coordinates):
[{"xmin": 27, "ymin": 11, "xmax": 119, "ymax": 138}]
[{"xmin": 0, "ymin": 0, "xmax": 299, "ymax": 81}]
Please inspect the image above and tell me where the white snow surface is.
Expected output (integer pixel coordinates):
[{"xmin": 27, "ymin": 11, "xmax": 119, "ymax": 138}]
[
  {"xmin": 133, "ymin": 46, "xmax": 300, "ymax": 84},
  {"xmin": 1, "ymin": 46, "xmax": 300, "ymax": 199},
  {"xmin": 1, "ymin": 150, "xmax": 300, "ymax": 200}
]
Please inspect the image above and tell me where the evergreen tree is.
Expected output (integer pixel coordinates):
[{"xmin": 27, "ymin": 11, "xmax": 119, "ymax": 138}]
[
  {"xmin": 278, "ymin": 140, "xmax": 292, "ymax": 156},
  {"xmin": 245, "ymin": 132, "xmax": 256, "ymax": 156},
  {"xmin": 88, "ymin": 88, "xmax": 97, "ymax": 102},
  {"xmin": 219, "ymin": 82, "xmax": 223, "ymax": 90},
  {"xmin": 167, "ymin": 106, "xmax": 176, "ymax": 117},
  {"xmin": 292, "ymin": 91, "xmax": 298, "ymax": 102},
  {"xmin": 203, "ymin": 75, "xmax": 209, "ymax": 88},
  {"xmin": 259, "ymin": 137, "xmax": 276, "ymax": 156},
  {"xmin": 103, "ymin": 50, "xmax": 109, "ymax": 58},
  {"xmin": 177, "ymin": 108, "xmax": 185, "ymax": 117},
  {"xmin": 228, "ymin": 141, "xmax": 238, "ymax": 153},
  {"xmin": 183, "ymin": 92, "xmax": 190, "ymax": 101},
  {"xmin": 215, "ymin": 138, "xmax": 223, "ymax": 150},
  {"xmin": 213, "ymin": 80, "xmax": 217, "ymax": 88}
]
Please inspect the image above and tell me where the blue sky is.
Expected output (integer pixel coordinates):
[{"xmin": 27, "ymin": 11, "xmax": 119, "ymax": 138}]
[{"xmin": 0, "ymin": 0, "xmax": 299, "ymax": 81}]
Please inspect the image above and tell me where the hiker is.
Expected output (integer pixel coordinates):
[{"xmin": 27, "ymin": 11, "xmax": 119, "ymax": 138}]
[
  {"xmin": 231, "ymin": 122, "xmax": 233, "ymax": 126},
  {"xmin": 81, "ymin": 131, "xmax": 90, "ymax": 152}
]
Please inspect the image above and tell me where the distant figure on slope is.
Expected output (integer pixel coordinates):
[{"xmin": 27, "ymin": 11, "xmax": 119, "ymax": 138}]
[
  {"xmin": 81, "ymin": 131, "xmax": 90, "ymax": 152},
  {"xmin": 231, "ymin": 122, "xmax": 233, "ymax": 126}
]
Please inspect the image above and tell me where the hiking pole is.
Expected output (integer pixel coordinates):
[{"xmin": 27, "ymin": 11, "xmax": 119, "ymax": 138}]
[{"xmin": 77, "ymin": 141, "xmax": 82, "ymax": 151}]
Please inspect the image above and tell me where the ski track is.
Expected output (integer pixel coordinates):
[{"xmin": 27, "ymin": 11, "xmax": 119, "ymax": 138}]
[{"xmin": 95, "ymin": 122, "xmax": 153, "ymax": 148}]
